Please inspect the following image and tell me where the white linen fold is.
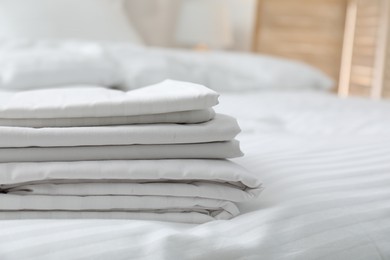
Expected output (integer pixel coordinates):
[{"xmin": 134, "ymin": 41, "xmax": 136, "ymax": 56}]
[
  {"xmin": 0, "ymin": 211, "xmax": 218, "ymax": 223},
  {"xmin": 0, "ymin": 140, "xmax": 243, "ymax": 162},
  {"xmin": 0, "ymin": 196, "xmax": 238, "ymax": 224},
  {"xmin": 0, "ymin": 109, "xmax": 215, "ymax": 127},
  {"xmin": 0, "ymin": 114, "xmax": 239, "ymax": 147},
  {"xmin": 0, "ymin": 160, "xmax": 263, "ymax": 223},
  {"xmin": 5, "ymin": 182, "xmax": 255, "ymax": 202},
  {"xmin": 0, "ymin": 159, "xmax": 259, "ymax": 187},
  {"xmin": 0, "ymin": 80, "xmax": 218, "ymax": 119}
]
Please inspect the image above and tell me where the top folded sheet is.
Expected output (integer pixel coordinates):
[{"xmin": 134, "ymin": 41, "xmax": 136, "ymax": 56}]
[{"xmin": 0, "ymin": 80, "xmax": 219, "ymax": 119}]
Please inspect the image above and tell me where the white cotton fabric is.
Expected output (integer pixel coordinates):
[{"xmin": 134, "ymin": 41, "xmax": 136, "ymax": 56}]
[
  {"xmin": 216, "ymin": 91, "xmax": 390, "ymax": 135},
  {"xmin": 0, "ymin": 159, "xmax": 263, "ymax": 223},
  {"xmin": 6, "ymin": 182, "xmax": 253, "ymax": 202},
  {"xmin": 0, "ymin": 114, "xmax": 238, "ymax": 147},
  {"xmin": 0, "ymin": 40, "xmax": 333, "ymax": 93},
  {"xmin": 0, "ymin": 140, "xmax": 242, "ymax": 162},
  {"xmin": 0, "ymin": 92, "xmax": 389, "ymax": 259},
  {"xmin": 0, "ymin": 48, "xmax": 121, "ymax": 90},
  {"xmin": 105, "ymin": 43, "xmax": 334, "ymax": 91},
  {"xmin": 0, "ymin": 197, "xmax": 239, "ymax": 223},
  {"xmin": 0, "ymin": 79, "xmax": 219, "ymax": 118},
  {"xmin": 0, "ymin": 109, "xmax": 215, "ymax": 127}
]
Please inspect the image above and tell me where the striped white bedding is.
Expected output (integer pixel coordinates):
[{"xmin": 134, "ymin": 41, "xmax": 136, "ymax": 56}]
[{"xmin": 1, "ymin": 91, "xmax": 390, "ymax": 259}]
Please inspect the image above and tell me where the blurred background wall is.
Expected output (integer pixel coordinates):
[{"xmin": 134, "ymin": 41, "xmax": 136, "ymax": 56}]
[{"xmin": 125, "ymin": 0, "xmax": 256, "ymax": 51}]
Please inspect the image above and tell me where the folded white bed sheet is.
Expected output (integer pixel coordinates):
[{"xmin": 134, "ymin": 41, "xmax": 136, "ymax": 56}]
[
  {"xmin": 0, "ymin": 160, "xmax": 263, "ymax": 223},
  {"xmin": 0, "ymin": 79, "xmax": 218, "ymax": 119},
  {"xmin": 0, "ymin": 109, "xmax": 215, "ymax": 127},
  {"xmin": 0, "ymin": 114, "xmax": 239, "ymax": 147},
  {"xmin": 0, "ymin": 140, "xmax": 242, "ymax": 162}
]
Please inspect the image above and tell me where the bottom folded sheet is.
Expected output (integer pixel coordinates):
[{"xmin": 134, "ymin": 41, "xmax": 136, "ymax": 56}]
[
  {"xmin": 0, "ymin": 159, "xmax": 262, "ymax": 223},
  {"xmin": 0, "ymin": 140, "xmax": 242, "ymax": 162},
  {"xmin": 0, "ymin": 211, "xmax": 231, "ymax": 224}
]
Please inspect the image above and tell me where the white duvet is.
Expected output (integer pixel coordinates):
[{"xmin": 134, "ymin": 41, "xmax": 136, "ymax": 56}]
[{"xmin": 1, "ymin": 91, "xmax": 389, "ymax": 260}]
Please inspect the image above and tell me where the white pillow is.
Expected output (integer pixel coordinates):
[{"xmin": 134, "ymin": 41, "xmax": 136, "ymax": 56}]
[
  {"xmin": 0, "ymin": 0, "xmax": 143, "ymax": 44},
  {"xmin": 206, "ymin": 51, "xmax": 335, "ymax": 91},
  {"xmin": 0, "ymin": 46, "xmax": 122, "ymax": 90},
  {"xmin": 113, "ymin": 47, "xmax": 334, "ymax": 92}
]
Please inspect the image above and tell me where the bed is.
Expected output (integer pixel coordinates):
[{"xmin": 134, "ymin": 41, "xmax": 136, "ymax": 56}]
[
  {"xmin": 1, "ymin": 90, "xmax": 389, "ymax": 259},
  {"xmin": 0, "ymin": 0, "xmax": 389, "ymax": 259}
]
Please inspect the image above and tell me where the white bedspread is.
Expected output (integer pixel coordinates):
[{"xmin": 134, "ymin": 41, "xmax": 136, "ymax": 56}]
[{"xmin": 1, "ymin": 92, "xmax": 390, "ymax": 259}]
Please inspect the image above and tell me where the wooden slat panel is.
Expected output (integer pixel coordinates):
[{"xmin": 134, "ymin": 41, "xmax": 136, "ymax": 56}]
[
  {"xmin": 350, "ymin": 74, "xmax": 373, "ymax": 86},
  {"xmin": 349, "ymin": 83, "xmax": 371, "ymax": 96},
  {"xmin": 348, "ymin": 0, "xmax": 381, "ymax": 97},
  {"xmin": 381, "ymin": 2, "xmax": 390, "ymax": 98},
  {"xmin": 252, "ymin": 0, "xmax": 348, "ymax": 86},
  {"xmin": 252, "ymin": 0, "xmax": 388, "ymax": 98},
  {"xmin": 357, "ymin": 5, "xmax": 380, "ymax": 16},
  {"xmin": 351, "ymin": 55, "xmax": 375, "ymax": 67},
  {"xmin": 351, "ymin": 65, "xmax": 374, "ymax": 77},
  {"xmin": 352, "ymin": 45, "xmax": 377, "ymax": 55}
]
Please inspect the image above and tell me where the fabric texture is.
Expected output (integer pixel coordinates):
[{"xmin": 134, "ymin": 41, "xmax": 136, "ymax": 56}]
[
  {"xmin": 0, "ymin": 140, "xmax": 242, "ymax": 162},
  {"xmin": 0, "ymin": 40, "xmax": 333, "ymax": 93},
  {"xmin": 0, "ymin": 80, "xmax": 253, "ymax": 225},
  {"xmin": 0, "ymin": 92, "xmax": 389, "ymax": 259},
  {"xmin": 107, "ymin": 44, "xmax": 334, "ymax": 91},
  {"xmin": 0, "ymin": 109, "xmax": 215, "ymax": 127},
  {"xmin": 0, "ymin": 114, "xmax": 238, "ymax": 147},
  {"xmin": 0, "ymin": 80, "xmax": 218, "ymax": 119},
  {"xmin": 0, "ymin": 159, "xmax": 262, "ymax": 223}
]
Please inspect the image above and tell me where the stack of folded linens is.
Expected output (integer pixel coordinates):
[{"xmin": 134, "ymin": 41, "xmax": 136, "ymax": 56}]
[{"xmin": 0, "ymin": 80, "xmax": 262, "ymax": 223}]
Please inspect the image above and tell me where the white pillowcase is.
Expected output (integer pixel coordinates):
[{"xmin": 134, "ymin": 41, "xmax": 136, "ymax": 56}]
[
  {"xmin": 206, "ymin": 51, "xmax": 335, "ymax": 91},
  {"xmin": 0, "ymin": 46, "xmax": 121, "ymax": 90},
  {"xmin": 0, "ymin": 0, "xmax": 143, "ymax": 44},
  {"xmin": 112, "ymin": 46, "xmax": 334, "ymax": 92}
]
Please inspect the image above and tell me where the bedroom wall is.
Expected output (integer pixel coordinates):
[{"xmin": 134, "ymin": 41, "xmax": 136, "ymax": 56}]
[{"xmin": 125, "ymin": 0, "xmax": 256, "ymax": 51}]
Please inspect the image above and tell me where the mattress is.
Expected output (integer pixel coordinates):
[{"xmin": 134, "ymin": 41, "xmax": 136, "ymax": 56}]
[{"xmin": 1, "ymin": 91, "xmax": 390, "ymax": 259}]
